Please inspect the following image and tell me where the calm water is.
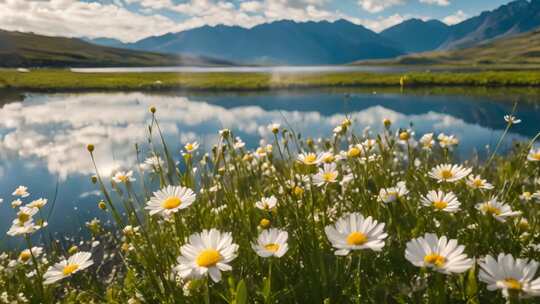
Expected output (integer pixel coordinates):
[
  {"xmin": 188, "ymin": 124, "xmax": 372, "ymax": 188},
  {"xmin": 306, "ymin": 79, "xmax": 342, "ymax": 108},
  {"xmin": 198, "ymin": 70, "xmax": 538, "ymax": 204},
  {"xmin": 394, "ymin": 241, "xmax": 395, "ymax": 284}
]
[
  {"xmin": 0, "ymin": 89, "xmax": 539, "ymax": 248},
  {"xmin": 71, "ymin": 65, "xmax": 457, "ymax": 74}
]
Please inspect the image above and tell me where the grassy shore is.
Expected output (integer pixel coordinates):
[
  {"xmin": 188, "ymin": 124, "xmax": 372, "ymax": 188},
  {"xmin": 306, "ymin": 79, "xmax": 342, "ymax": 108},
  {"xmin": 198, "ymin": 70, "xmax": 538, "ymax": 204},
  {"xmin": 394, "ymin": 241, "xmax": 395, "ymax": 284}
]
[{"xmin": 1, "ymin": 69, "xmax": 540, "ymax": 91}]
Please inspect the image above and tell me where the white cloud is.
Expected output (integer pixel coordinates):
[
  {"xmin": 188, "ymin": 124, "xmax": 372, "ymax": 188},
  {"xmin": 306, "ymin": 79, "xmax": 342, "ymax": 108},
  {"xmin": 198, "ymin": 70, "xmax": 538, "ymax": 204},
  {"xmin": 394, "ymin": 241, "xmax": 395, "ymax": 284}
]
[
  {"xmin": 0, "ymin": 0, "xmax": 427, "ymax": 41},
  {"xmin": 351, "ymin": 14, "xmax": 407, "ymax": 32},
  {"xmin": 0, "ymin": 0, "xmax": 184, "ymax": 42},
  {"xmin": 357, "ymin": 0, "xmax": 405, "ymax": 13},
  {"xmin": 443, "ymin": 10, "xmax": 468, "ymax": 25},
  {"xmin": 419, "ymin": 0, "xmax": 450, "ymax": 6},
  {"xmin": 0, "ymin": 92, "xmax": 524, "ymax": 180}
]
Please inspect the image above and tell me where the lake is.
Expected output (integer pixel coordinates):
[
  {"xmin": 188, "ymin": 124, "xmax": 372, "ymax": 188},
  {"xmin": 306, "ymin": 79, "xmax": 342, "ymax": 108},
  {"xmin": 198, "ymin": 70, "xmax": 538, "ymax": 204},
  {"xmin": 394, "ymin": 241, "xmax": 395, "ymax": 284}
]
[
  {"xmin": 70, "ymin": 65, "xmax": 477, "ymax": 74},
  {"xmin": 0, "ymin": 88, "xmax": 539, "ymax": 248}
]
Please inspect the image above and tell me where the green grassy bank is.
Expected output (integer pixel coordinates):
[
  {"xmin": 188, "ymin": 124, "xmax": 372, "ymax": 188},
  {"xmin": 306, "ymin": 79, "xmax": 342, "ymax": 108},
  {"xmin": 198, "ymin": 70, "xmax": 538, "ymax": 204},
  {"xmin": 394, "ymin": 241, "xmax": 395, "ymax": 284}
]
[{"xmin": 1, "ymin": 69, "xmax": 540, "ymax": 91}]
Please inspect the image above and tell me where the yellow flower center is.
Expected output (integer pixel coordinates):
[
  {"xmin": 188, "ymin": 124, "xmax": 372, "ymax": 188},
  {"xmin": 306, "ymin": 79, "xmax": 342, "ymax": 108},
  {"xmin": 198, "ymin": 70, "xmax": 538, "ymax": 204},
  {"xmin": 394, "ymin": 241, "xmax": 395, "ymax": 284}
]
[
  {"xmin": 532, "ymin": 152, "xmax": 540, "ymax": 161},
  {"xmin": 62, "ymin": 264, "xmax": 79, "ymax": 275},
  {"xmin": 260, "ymin": 218, "xmax": 271, "ymax": 228},
  {"xmin": 196, "ymin": 249, "xmax": 221, "ymax": 267},
  {"xmin": 346, "ymin": 232, "xmax": 368, "ymax": 246},
  {"xmin": 504, "ymin": 278, "xmax": 522, "ymax": 290},
  {"xmin": 483, "ymin": 205, "xmax": 501, "ymax": 216},
  {"xmin": 323, "ymin": 155, "xmax": 335, "ymax": 163},
  {"xmin": 186, "ymin": 144, "xmax": 194, "ymax": 151},
  {"xmin": 162, "ymin": 197, "xmax": 182, "ymax": 210},
  {"xmin": 304, "ymin": 154, "xmax": 317, "ymax": 165},
  {"xmin": 424, "ymin": 254, "xmax": 446, "ymax": 267},
  {"xmin": 348, "ymin": 147, "xmax": 361, "ymax": 158},
  {"xmin": 293, "ymin": 186, "xmax": 304, "ymax": 196},
  {"xmin": 19, "ymin": 251, "xmax": 31, "ymax": 262},
  {"xmin": 473, "ymin": 179, "xmax": 483, "ymax": 187},
  {"xmin": 399, "ymin": 132, "xmax": 410, "ymax": 141},
  {"xmin": 18, "ymin": 213, "xmax": 31, "ymax": 223},
  {"xmin": 433, "ymin": 200, "xmax": 448, "ymax": 210},
  {"xmin": 440, "ymin": 169, "xmax": 454, "ymax": 180},
  {"xmin": 323, "ymin": 172, "xmax": 337, "ymax": 182},
  {"xmin": 118, "ymin": 175, "xmax": 129, "ymax": 182},
  {"xmin": 264, "ymin": 243, "xmax": 280, "ymax": 253}
]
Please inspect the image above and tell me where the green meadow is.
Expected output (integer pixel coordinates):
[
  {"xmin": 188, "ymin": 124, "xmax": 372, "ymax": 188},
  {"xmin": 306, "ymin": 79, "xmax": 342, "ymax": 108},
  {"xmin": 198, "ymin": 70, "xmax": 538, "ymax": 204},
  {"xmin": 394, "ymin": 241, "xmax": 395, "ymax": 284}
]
[{"xmin": 1, "ymin": 69, "xmax": 540, "ymax": 91}]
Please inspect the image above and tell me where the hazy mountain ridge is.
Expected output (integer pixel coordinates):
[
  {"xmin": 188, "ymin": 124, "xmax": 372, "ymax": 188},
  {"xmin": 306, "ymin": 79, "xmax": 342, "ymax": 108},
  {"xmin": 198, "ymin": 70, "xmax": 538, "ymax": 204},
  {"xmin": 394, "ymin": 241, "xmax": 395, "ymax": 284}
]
[
  {"xmin": 380, "ymin": 19, "xmax": 451, "ymax": 53},
  {"xmin": 124, "ymin": 19, "xmax": 404, "ymax": 65},
  {"xmin": 0, "ymin": 30, "xmax": 229, "ymax": 68},
  {"xmin": 359, "ymin": 29, "xmax": 540, "ymax": 66}
]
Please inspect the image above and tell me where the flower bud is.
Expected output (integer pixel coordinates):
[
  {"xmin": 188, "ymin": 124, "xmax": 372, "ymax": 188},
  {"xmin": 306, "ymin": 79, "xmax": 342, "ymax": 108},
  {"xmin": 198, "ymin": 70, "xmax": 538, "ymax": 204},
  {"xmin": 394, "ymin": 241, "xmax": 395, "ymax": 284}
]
[{"xmin": 259, "ymin": 218, "xmax": 271, "ymax": 229}]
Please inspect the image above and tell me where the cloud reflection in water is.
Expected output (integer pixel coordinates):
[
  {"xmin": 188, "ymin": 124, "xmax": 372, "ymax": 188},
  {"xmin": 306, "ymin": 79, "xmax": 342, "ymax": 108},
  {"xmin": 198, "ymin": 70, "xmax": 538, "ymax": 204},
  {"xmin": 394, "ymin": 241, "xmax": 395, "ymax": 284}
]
[{"xmin": 0, "ymin": 91, "xmax": 533, "ymax": 246}]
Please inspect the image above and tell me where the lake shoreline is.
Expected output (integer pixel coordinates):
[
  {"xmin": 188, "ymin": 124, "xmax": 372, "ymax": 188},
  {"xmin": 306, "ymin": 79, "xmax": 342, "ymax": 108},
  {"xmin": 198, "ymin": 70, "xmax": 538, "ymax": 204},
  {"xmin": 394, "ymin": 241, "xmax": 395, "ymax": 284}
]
[{"xmin": 0, "ymin": 69, "xmax": 539, "ymax": 92}]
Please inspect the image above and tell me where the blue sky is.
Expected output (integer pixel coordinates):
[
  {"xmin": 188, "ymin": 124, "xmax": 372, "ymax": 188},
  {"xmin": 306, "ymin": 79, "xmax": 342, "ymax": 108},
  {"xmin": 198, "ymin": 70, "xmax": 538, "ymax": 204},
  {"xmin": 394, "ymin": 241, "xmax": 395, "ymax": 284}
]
[{"xmin": 0, "ymin": 0, "xmax": 517, "ymax": 42}]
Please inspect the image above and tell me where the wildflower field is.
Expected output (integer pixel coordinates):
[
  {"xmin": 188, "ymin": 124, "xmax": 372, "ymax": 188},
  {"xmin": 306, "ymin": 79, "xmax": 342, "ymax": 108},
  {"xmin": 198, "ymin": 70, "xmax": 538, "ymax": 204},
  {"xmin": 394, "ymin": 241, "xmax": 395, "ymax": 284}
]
[{"xmin": 2, "ymin": 106, "xmax": 540, "ymax": 304}]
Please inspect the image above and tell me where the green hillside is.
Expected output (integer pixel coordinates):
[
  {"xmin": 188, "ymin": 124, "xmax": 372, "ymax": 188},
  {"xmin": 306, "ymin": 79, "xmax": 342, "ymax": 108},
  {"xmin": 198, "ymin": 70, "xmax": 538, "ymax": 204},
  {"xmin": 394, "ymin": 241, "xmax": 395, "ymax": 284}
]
[
  {"xmin": 0, "ymin": 30, "xmax": 228, "ymax": 67},
  {"xmin": 358, "ymin": 29, "xmax": 540, "ymax": 67}
]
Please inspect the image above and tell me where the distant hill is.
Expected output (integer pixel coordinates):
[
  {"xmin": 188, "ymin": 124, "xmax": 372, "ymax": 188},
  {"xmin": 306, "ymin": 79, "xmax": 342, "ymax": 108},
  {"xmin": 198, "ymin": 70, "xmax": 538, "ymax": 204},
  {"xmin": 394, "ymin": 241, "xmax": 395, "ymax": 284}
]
[
  {"xmin": 385, "ymin": 0, "xmax": 540, "ymax": 52},
  {"xmin": 0, "ymin": 30, "xmax": 229, "ymax": 68},
  {"xmin": 360, "ymin": 29, "xmax": 540, "ymax": 66},
  {"xmin": 440, "ymin": 0, "xmax": 540, "ymax": 49},
  {"xmin": 126, "ymin": 19, "xmax": 404, "ymax": 65},
  {"xmin": 83, "ymin": 37, "xmax": 125, "ymax": 48},
  {"xmin": 380, "ymin": 19, "xmax": 450, "ymax": 53}
]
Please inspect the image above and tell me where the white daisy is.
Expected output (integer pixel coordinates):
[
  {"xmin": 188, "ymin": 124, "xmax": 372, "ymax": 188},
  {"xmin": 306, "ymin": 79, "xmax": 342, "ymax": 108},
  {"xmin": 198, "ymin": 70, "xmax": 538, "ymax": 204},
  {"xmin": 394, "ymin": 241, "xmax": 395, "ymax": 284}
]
[
  {"xmin": 7, "ymin": 220, "xmax": 42, "ymax": 236},
  {"xmin": 429, "ymin": 164, "xmax": 472, "ymax": 183},
  {"xmin": 504, "ymin": 115, "xmax": 522, "ymax": 125},
  {"xmin": 26, "ymin": 198, "xmax": 48, "ymax": 209},
  {"xmin": 476, "ymin": 198, "xmax": 521, "ymax": 222},
  {"xmin": 528, "ymin": 148, "xmax": 540, "ymax": 162},
  {"xmin": 255, "ymin": 196, "xmax": 278, "ymax": 211},
  {"xmin": 43, "ymin": 252, "xmax": 93, "ymax": 285},
  {"xmin": 11, "ymin": 199, "xmax": 22, "ymax": 208},
  {"xmin": 325, "ymin": 213, "xmax": 388, "ymax": 256},
  {"xmin": 438, "ymin": 133, "xmax": 459, "ymax": 149},
  {"xmin": 173, "ymin": 229, "xmax": 238, "ymax": 283},
  {"xmin": 377, "ymin": 181, "xmax": 408, "ymax": 203},
  {"xmin": 397, "ymin": 129, "xmax": 417, "ymax": 147},
  {"xmin": 466, "ymin": 175, "xmax": 494, "ymax": 190},
  {"xmin": 347, "ymin": 144, "xmax": 363, "ymax": 158},
  {"xmin": 234, "ymin": 137, "xmax": 245, "ymax": 149},
  {"xmin": 268, "ymin": 123, "xmax": 280, "ymax": 133},
  {"xmin": 297, "ymin": 152, "xmax": 323, "ymax": 166},
  {"xmin": 140, "ymin": 155, "xmax": 164, "ymax": 171},
  {"xmin": 14, "ymin": 206, "xmax": 39, "ymax": 226},
  {"xmin": 252, "ymin": 228, "xmax": 288, "ymax": 258},
  {"xmin": 112, "ymin": 170, "xmax": 135, "ymax": 183},
  {"xmin": 145, "ymin": 185, "xmax": 196, "ymax": 217},
  {"xmin": 520, "ymin": 191, "xmax": 533, "ymax": 203},
  {"xmin": 405, "ymin": 233, "xmax": 473, "ymax": 274},
  {"xmin": 313, "ymin": 163, "xmax": 339, "ymax": 187},
  {"xmin": 18, "ymin": 247, "xmax": 43, "ymax": 264},
  {"xmin": 479, "ymin": 253, "xmax": 540, "ymax": 298},
  {"xmin": 184, "ymin": 142, "xmax": 200, "ymax": 153},
  {"xmin": 12, "ymin": 186, "xmax": 29, "ymax": 198},
  {"xmin": 421, "ymin": 190, "xmax": 461, "ymax": 213},
  {"xmin": 418, "ymin": 133, "xmax": 435, "ymax": 150},
  {"xmin": 321, "ymin": 152, "xmax": 335, "ymax": 164}
]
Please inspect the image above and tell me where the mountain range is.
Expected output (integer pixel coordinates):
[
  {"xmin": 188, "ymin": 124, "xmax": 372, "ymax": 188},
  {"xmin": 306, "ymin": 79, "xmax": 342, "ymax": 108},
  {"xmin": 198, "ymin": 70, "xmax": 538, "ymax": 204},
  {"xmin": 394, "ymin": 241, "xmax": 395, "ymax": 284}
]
[
  {"xmin": 83, "ymin": 0, "xmax": 540, "ymax": 65},
  {"xmin": 0, "ymin": 30, "xmax": 229, "ymax": 68},
  {"xmin": 365, "ymin": 28, "xmax": 540, "ymax": 66},
  {"xmin": 125, "ymin": 20, "xmax": 403, "ymax": 65},
  {"xmin": 1, "ymin": 0, "xmax": 540, "ymax": 67}
]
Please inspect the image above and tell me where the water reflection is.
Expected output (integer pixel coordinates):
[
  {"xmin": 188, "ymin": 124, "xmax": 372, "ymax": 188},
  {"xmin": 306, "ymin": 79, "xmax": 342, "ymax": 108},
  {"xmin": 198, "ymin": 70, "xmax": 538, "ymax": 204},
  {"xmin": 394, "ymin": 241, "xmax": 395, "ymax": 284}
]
[{"xmin": 0, "ymin": 90, "xmax": 538, "ymax": 248}]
